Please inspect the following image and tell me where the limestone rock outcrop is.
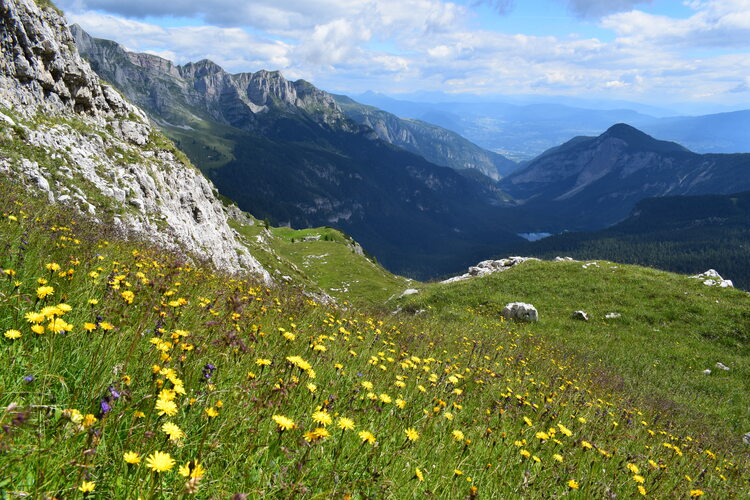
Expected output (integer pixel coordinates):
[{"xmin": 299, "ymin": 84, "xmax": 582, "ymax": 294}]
[
  {"xmin": 442, "ymin": 256, "xmax": 538, "ymax": 284},
  {"xmin": 501, "ymin": 302, "xmax": 538, "ymax": 322},
  {"xmin": 0, "ymin": 0, "xmax": 269, "ymax": 282}
]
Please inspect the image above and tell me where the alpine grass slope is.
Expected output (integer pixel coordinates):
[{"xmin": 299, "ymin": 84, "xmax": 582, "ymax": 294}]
[
  {"xmin": 1, "ymin": 175, "xmax": 747, "ymax": 498},
  {"xmin": 0, "ymin": 0, "xmax": 749, "ymax": 498}
]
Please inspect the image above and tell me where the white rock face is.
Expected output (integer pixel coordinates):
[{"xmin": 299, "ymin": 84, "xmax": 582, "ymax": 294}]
[
  {"xmin": 716, "ymin": 362, "xmax": 730, "ymax": 371},
  {"xmin": 442, "ymin": 256, "xmax": 538, "ymax": 284},
  {"xmin": 400, "ymin": 289, "xmax": 420, "ymax": 298},
  {"xmin": 605, "ymin": 312, "xmax": 621, "ymax": 319},
  {"xmin": 501, "ymin": 302, "xmax": 538, "ymax": 322},
  {"xmin": 0, "ymin": 0, "xmax": 270, "ymax": 283},
  {"xmin": 690, "ymin": 269, "xmax": 733, "ymax": 288}
]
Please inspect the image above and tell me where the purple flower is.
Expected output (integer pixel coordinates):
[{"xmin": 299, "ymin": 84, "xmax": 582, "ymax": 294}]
[
  {"xmin": 100, "ymin": 399, "xmax": 111, "ymax": 415},
  {"xmin": 23, "ymin": 375, "xmax": 34, "ymax": 383},
  {"xmin": 108, "ymin": 385, "xmax": 121, "ymax": 400},
  {"xmin": 202, "ymin": 363, "xmax": 216, "ymax": 380}
]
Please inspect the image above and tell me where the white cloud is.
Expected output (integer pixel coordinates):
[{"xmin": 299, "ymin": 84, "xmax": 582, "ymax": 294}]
[
  {"xmin": 68, "ymin": 12, "xmax": 293, "ymax": 71},
  {"xmin": 293, "ymin": 19, "xmax": 371, "ymax": 67},
  {"xmin": 60, "ymin": 0, "xmax": 750, "ymax": 105},
  {"xmin": 473, "ymin": 0, "xmax": 652, "ymax": 18},
  {"xmin": 561, "ymin": 0, "xmax": 652, "ymax": 19},
  {"xmin": 602, "ymin": 0, "xmax": 750, "ymax": 48}
]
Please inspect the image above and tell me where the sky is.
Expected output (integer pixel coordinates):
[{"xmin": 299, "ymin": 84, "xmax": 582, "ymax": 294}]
[{"xmin": 57, "ymin": 0, "xmax": 750, "ymax": 110}]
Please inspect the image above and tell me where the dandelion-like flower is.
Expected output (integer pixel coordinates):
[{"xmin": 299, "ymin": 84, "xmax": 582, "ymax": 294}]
[
  {"xmin": 78, "ymin": 481, "xmax": 95, "ymax": 493},
  {"xmin": 145, "ymin": 451, "xmax": 175, "ymax": 473},
  {"xmin": 557, "ymin": 424, "xmax": 573, "ymax": 437},
  {"xmin": 405, "ymin": 428, "xmax": 419, "ymax": 442},
  {"xmin": 161, "ymin": 421, "xmax": 186, "ymax": 441},
  {"xmin": 36, "ymin": 285, "xmax": 54, "ymax": 300},
  {"xmin": 358, "ymin": 430, "xmax": 376, "ymax": 445},
  {"xmin": 4, "ymin": 329, "xmax": 21, "ymax": 339},
  {"xmin": 568, "ymin": 480, "xmax": 579, "ymax": 489},
  {"xmin": 272, "ymin": 414, "xmax": 295, "ymax": 431},
  {"xmin": 178, "ymin": 461, "xmax": 206, "ymax": 479},
  {"xmin": 123, "ymin": 451, "xmax": 140, "ymax": 464},
  {"xmin": 452, "ymin": 430, "xmax": 465, "ymax": 442},
  {"xmin": 312, "ymin": 410, "xmax": 332, "ymax": 426},
  {"xmin": 286, "ymin": 355, "xmax": 311, "ymax": 371},
  {"xmin": 337, "ymin": 417, "xmax": 355, "ymax": 431},
  {"xmin": 155, "ymin": 398, "xmax": 178, "ymax": 417},
  {"xmin": 24, "ymin": 312, "xmax": 45, "ymax": 323},
  {"xmin": 304, "ymin": 427, "xmax": 330, "ymax": 442}
]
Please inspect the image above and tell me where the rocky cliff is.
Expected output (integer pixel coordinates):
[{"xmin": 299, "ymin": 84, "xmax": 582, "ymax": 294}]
[{"xmin": 0, "ymin": 0, "xmax": 270, "ymax": 282}]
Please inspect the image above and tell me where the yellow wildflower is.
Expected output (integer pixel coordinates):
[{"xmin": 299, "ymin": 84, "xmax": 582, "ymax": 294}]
[
  {"xmin": 145, "ymin": 451, "xmax": 175, "ymax": 472},
  {"xmin": 405, "ymin": 428, "xmax": 420, "ymax": 442},
  {"xmin": 358, "ymin": 430, "xmax": 376, "ymax": 445},
  {"xmin": 312, "ymin": 411, "xmax": 332, "ymax": 426},
  {"xmin": 161, "ymin": 422, "xmax": 186, "ymax": 441},
  {"xmin": 272, "ymin": 414, "xmax": 295, "ymax": 431},
  {"xmin": 178, "ymin": 461, "xmax": 206, "ymax": 479},
  {"xmin": 78, "ymin": 481, "xmax": 95, "ymax": 493},
  {"xmin": 4, "ymin": 329, "xmax": 21, "ymax": 339}
]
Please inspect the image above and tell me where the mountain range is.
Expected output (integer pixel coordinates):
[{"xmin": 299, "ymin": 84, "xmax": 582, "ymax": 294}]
[
  {"xmin": 68, "ymin": 26, "xmax": 750, "ymax": 281},
  {"xmin": 332, "ymin": 94, "xmax": 517, "ymax": 180},
  {"xmin": 71, "ymin": 26, "xmax": 522, "ymax": 279},
  {"xmin": 354, "ymin": 92, "xmax": 750, "ymax": 161}
]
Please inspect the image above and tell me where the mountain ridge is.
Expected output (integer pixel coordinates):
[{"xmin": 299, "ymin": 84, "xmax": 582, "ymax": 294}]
[
  {"xmin": 71, "ymin": 26, "xmax": 524, "ymax": 279},
  {"xmin": 499, "ymin": 123, "xmax": 750, "ymax": 231},
  {"xmin": 333, "ymin": 94, "xmax": 517, "ymax": 180}
]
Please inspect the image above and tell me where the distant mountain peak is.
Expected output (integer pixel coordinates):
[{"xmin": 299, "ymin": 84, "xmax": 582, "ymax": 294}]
[
  {"xmin": 599, "ymin": 123, "xmax": 688, "ymax": 153},
  {"xmin": 602, "ymin": 122, "xmax": 646, "ymax": 139}
]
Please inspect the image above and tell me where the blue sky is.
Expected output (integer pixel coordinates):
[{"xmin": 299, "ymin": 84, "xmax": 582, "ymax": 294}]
[{"xmin": 58, "ymin": 0, "xmax": 750, "ymax": 110}]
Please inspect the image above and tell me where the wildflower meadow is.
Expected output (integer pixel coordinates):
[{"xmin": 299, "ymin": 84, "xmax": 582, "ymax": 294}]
[{"xmin": 0, "ymin": 183, "xmax": 747, "ymax": 498}]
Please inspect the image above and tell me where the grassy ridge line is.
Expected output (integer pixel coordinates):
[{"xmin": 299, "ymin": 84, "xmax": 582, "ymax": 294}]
[
  {"xmin": 231, "ymin": 217, "xmax": 413, "ymax": 305},
  {"xmin": 400, "ymin": 259, "xmax": 750, "ymax": 442},
  {"xmin": 0, "ymin": 179, "xmax": 746, "ymax": 497}
]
